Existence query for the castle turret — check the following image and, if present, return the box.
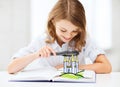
[63,51,79,74]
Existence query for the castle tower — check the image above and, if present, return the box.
[63,52,79,74]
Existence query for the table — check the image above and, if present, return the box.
[0,71,120,87]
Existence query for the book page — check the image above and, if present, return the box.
[53,70,96,83]
[9,68,96,83]
[9,67,62,81]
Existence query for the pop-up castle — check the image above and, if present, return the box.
[63,51,79,74]
[54,51,79,74]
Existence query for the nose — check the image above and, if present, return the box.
[65,32,72,38]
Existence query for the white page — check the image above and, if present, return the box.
[53,70,96,83]
[9,68,96,83]
[9,67,62,81]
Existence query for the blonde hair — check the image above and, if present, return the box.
[46,0,86,52]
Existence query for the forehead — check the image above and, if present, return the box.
[55,19,78,30]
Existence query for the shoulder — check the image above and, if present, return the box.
[34,33,47,41]
[31,33,48,44]
[28,33,48,49]
[83,35,105,62]
[84,35,104,53]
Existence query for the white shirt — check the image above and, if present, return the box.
[11,34,105,70]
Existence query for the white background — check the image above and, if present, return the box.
[0,0,120,71]
[31,0,112,50]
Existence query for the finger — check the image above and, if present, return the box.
[40,47,46,57]
[47,46,56,56]
[42,47,49,57]
[41,46,51,57]
[45,47,51,57]
[39,49,43,57]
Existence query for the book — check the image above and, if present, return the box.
[8,67,96,83]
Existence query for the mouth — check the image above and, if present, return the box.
[63,36,72,41]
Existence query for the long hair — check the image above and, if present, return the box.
[46,0,86,52]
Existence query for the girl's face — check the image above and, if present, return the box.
[55,19,79,45]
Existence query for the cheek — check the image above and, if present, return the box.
[73,33,78,37]
[56,30,62,36]
[71,33,78,38]
[56,29,65,34]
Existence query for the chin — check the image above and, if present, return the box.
[63,39,71,43]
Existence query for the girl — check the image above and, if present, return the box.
[8,0,112,74]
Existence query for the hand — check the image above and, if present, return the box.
[38,45,56,58]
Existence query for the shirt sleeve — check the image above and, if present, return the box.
[84,37,106,63]
[11,36,46,59]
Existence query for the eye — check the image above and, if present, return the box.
[72,30,78,33]
[60,29,66,32]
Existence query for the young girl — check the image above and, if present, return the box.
[8,0,112,74]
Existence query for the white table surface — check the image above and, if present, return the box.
[0,71,120,87]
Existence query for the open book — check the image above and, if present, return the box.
[8,67,96,83]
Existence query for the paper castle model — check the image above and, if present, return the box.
[63,54,79,74]
[53,51,79,74]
